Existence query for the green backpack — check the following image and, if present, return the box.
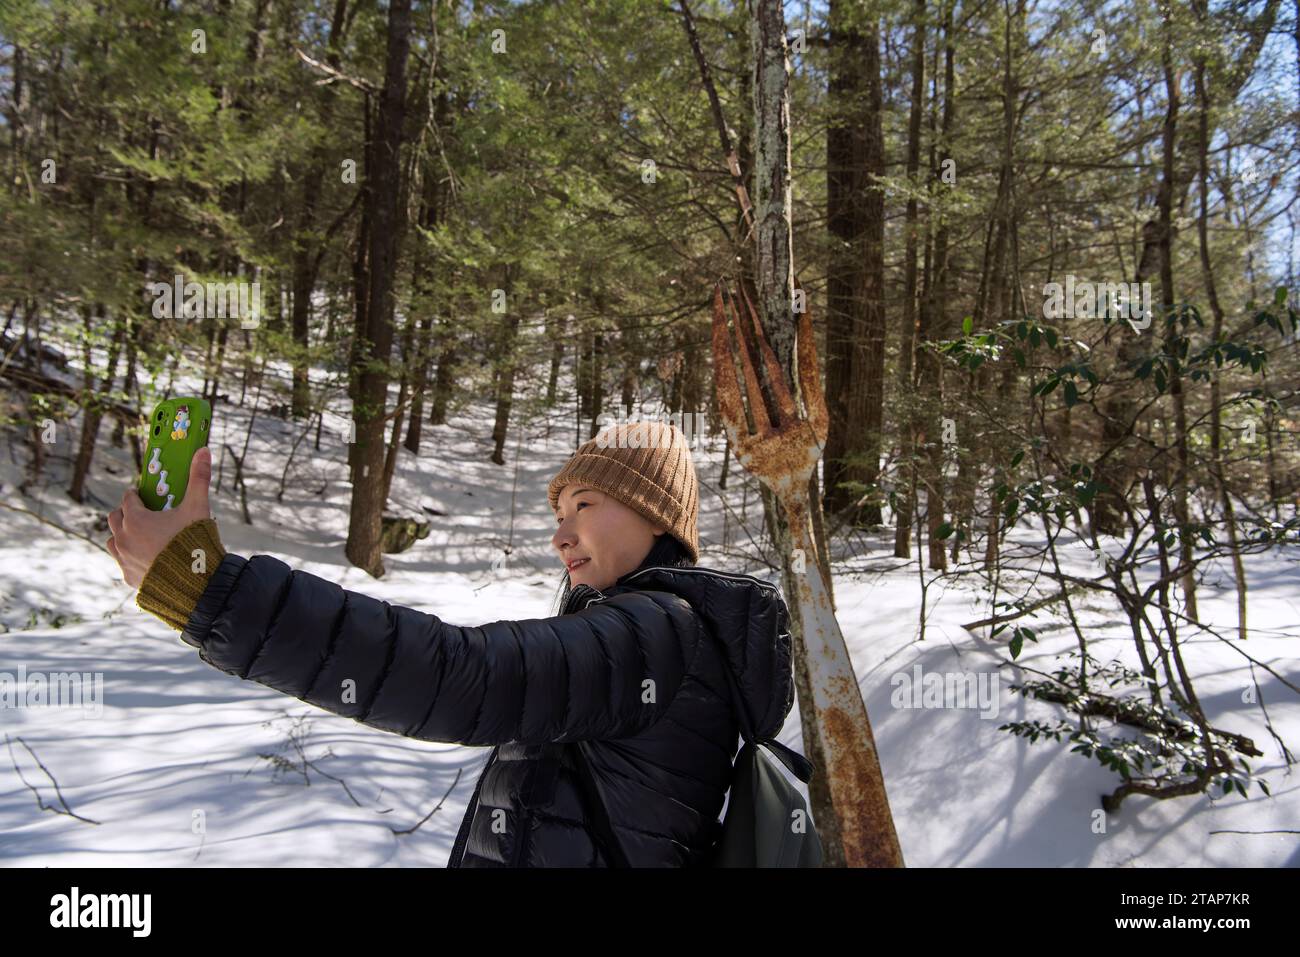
[705,735,824,867]
[570,625,823,867]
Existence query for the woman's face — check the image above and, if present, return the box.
[552,484,665,592]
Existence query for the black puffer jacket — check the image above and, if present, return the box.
[179,554,795,867]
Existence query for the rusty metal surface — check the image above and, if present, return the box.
[712,277,905,868]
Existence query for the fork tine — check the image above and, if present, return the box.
[796,298,829,446]
[793,276,828,446]
[727,280,773,436]
[736,277,796,427]
[711,282,752,453]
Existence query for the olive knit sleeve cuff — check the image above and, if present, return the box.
[135,518,228,632]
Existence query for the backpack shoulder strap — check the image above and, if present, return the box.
[758,736,814,783]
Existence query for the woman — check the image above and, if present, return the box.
[107,419,795,867]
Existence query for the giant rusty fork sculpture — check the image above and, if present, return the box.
[711,276,905,868]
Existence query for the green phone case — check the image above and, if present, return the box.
[138,397,212,511]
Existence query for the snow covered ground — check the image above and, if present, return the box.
[2,351,1297,867]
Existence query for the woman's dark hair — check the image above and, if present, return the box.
[634,532,696,573]
[550,533,695,616]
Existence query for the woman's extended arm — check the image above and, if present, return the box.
[136,520,705,748]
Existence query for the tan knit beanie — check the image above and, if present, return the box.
[548,420,700,563]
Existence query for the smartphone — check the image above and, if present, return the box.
[138,397,212,511]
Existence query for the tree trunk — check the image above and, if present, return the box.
[291,0,354,419]
[920,0,955,572]
[823,0,885,528]
[1157,15,1198,621]
[404,73,451,453]
[491,309,523,466]
[382,313,417,503]
[980,0,1025,571]
[403,317,429,453]
[547,312,567,406]
[429,326,456,425]
[893,0,926,558]
[345,0,413,578]
[1193,0,1245,641]
[68,306,124,503]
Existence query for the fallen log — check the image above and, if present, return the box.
[0,363,140,427]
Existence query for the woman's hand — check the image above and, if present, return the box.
[107,446,214,588]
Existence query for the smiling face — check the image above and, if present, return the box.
[552,484,666,591]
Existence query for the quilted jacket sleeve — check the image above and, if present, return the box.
[180,552,706,747]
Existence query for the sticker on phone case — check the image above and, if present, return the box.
[171,405,191,441]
